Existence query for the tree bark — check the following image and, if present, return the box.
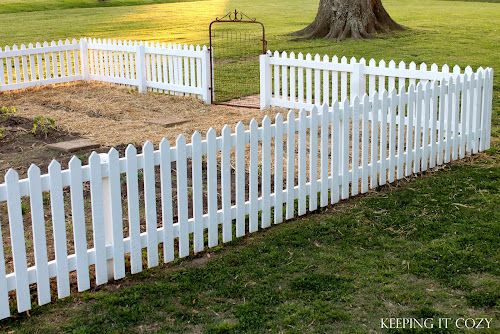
[293,0,403,40]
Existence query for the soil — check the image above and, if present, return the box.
[0,114,83,181]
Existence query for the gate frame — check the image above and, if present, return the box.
[209,9,267,107]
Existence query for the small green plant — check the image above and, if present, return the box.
[0,127,5,140]
[32,115,56,138]
[21,201,30,216]
[0,106,16,120]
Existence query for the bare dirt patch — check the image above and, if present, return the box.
[0,81,286,178]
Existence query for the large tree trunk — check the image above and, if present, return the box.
[293,0,403,40]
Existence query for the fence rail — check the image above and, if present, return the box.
[0,65,493,318]
[0,38,211,103]
[260,51,489,111]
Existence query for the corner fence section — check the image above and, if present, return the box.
[0,38,211,103]
[0,68,493,318]
[259,51,491,112]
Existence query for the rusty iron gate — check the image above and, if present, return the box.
[209,10,267,108]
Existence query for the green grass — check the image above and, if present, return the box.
[0,0,499,332]
[1,152,498,333]
[0,0,204,14]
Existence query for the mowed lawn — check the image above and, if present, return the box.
[0,0,499,332]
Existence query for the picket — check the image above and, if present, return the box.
[460,77,468,159]
[396,90,405,177]
[0,53,5,87]
[479,70,490,151]
[282,52,288,103]
[309,106,319,210]
[160,139,175,262]
[438,81,446,165]
[320,103,330,205]
[341,100,350,199]
[414,84,423,172]
[406,87,415,175]
[361,96,370,193]
[89,153,108,283]
[249,120,259,232]
[235,122,247,234]
[351,98,360,196]
[430,82,439,168]
[388,90,398,182]
[466,73,475,154]
[12,45,21,83]
[27,165,51,305]
[298,53,304,105]
[48,161,70,297]
[472,71,481,154]
[125,145,142,274]
[192,132,204,252]
[207,128,219,247]
[285,111,296,219]
[5,46,13,84]
[422,83,431,171]
[378,60,386,93]
[5,170,31,312]
[323,56,330,105]
[304,54,312,105]
[332,56,339,103]
[143,142,159,268]
[379,92,388,185]
[273,51,280,100]
[314,54,321,105]
[176,136,189,257]
[298,109,307,215]
[69,157,90,291]
[274,114,284,224]
[262,117,272,228]
[107,148,125,279]
[331,101,341,202]
[290,52,296,105]
[370,93,379,188]
[221,126,233,242]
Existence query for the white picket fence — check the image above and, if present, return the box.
[0,63,493,318]
[260,51,490,111]
[0,38,211,103]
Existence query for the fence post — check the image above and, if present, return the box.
[351,60,366,101]
[260,53,271,110]
[486,69,493,150]
[99,153,114,281]
[201,47,212,104]
[79,38,89,80]
[136,44,147,93]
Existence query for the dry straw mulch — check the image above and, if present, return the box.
[0,81,286,148]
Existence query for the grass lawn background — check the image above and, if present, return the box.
[0,0,499,332]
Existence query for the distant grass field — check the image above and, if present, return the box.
[0,0,202,14]
[0,0,499,332]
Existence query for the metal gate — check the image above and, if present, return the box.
[209,10,267,108]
